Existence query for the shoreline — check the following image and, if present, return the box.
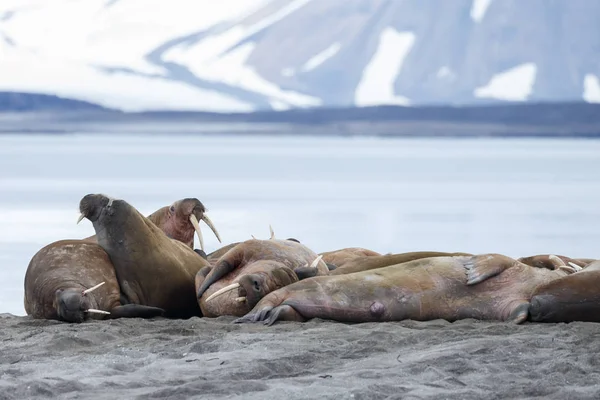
[2,314,600,399]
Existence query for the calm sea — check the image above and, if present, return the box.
[2,133,599,315]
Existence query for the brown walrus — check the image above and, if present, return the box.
[517,254,595,271]
[79,194,218,319]
[234,253,573,326]
[196,238,329,317]
[529,260,600,323]
[319,247,382,271]
[327,251,472,275]
[24,197,220,322]
[204,226,302,265]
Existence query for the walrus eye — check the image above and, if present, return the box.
[253,280,260,292]
[169,205,175,213]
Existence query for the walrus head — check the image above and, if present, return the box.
[203,255,323,312]
[201,261,300,314]
[54,282,110,323]
[78,194,113,224]
[161,198,221,251]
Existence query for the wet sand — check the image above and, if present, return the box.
[1,314,600,399]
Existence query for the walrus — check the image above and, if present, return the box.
[319,247,382,271]
[196,238,329,317]
[24,197,220,322]
[327,251,473,275]
[203,225,296,264]
[529,260,600,323]
[518,254,595,270]
[79,194,218,319]
[234,253,575,326]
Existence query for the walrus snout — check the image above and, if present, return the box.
[168,197,221,251]
[54,282,111,323]
[78,194,116,223]
[239,268,299,309]
[55,289,91,323]
[528,295,554,322]
[237,274,267,309]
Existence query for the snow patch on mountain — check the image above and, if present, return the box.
[583,74,600,103]
[355,28,415,107]
[0,46,253,112]
[437,66,456,81]
[163,0,321,108]
[0,0,267,111]
[474,63,537,101]
[0,0,266,76]
[166,40,321,108]
[470,0,493,23]
[302,43,341,72]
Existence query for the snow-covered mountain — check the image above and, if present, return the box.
[1,0,599,112]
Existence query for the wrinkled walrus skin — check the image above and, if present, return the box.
[196,238,329,317]
[327,251,472,275]
[319,247,381,270]
[80,194,216,319]
[529,261,600,323]
[24,198,215,322]
[234,254,571,326]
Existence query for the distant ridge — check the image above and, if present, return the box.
[0,92,110,112]
[1,91,599,138]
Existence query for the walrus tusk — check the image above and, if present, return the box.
[235,297,246,303]
[77,213,85,224]
[85,309,110,315]
[558,265,578,274]
[205,282,240,302]
[548,254,566,267]
[82,281,106,295]
[309,255,324,269]
[568,262,583,271]
[269,224,275,240]
[201,214,222,243]
[189,214,205,252]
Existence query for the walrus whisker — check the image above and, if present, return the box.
[205,282,240,302]
[568,262,583,271]
[76,213,85,224]
[85,309,110,315]
[235,297,246,303]
[309,255,324,269]
[82,281,106,295]
[269,224,275,240]
[201,215,222,243]
[189,214,205,252]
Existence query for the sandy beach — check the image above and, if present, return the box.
[1,314,599,399]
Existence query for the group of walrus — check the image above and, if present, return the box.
[23,194,600,327]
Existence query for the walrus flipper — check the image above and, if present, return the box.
[197,260,236,298]
[462,254,513,286]
[110,304,165,319]
[262,305,306,325]
[233,305,305,325]
[233,306,274,324]
[506,302,529,324]
[293,265,320,280]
